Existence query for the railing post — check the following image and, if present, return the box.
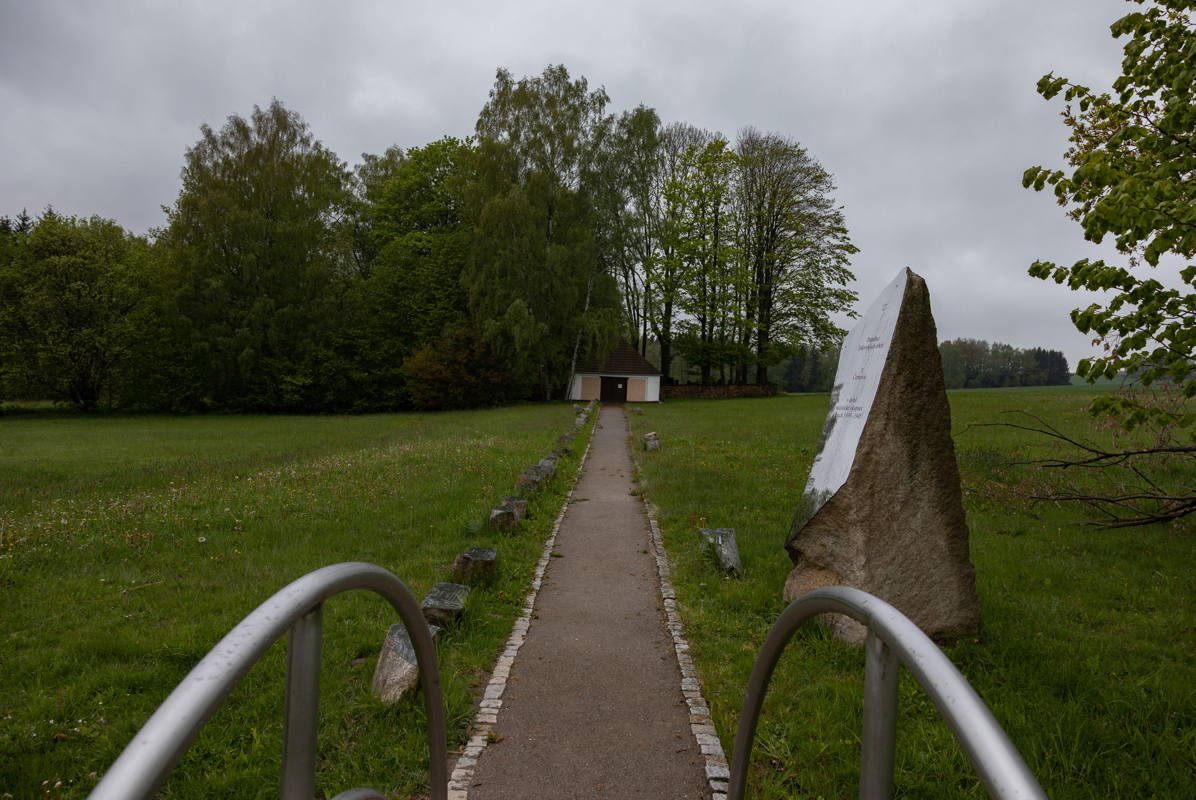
[281,603,323,800]
[860,629,899,800]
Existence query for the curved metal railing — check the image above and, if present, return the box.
[727,586,1047,800]
[88,562,448,800]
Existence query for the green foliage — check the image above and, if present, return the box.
[348,144,406,274]
[633,125,858,385]
[347,138,475,409]
[735,128,858,382]
[159,99,355,411]
[1025,0,1196,428]
[639,122,711,380]
[467,65,622,398]
[0,211,152,410]
[669,137,745,382]
[939,339,1071,389]
[596,105,662,354]
[400,326,514,410]
[769,345,841,392]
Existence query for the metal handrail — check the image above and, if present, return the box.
[88,562,448,800]
[727,586,1047,800]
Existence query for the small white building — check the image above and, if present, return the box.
[569,339,662,403]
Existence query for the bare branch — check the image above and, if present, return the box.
[966,410,1195,528]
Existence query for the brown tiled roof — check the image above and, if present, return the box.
[576,339,660,375]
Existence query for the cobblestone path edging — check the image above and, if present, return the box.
[446,419,728,799]
[446,436,593,800]
[644,501,732,799]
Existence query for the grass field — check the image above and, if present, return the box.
[1,405,588,799]
[3,391,1191,799]
[628,389,1195,799]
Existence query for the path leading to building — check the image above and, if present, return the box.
[461,405,711,799]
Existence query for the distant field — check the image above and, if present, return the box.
[0,405,585,799]
[629,389,1195,800]
[1068,373,1123,388]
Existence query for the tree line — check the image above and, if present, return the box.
[765,339,1070,394]
[938,339,1070,389]
[0,65,860,412]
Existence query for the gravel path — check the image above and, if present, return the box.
[456,405,712,799]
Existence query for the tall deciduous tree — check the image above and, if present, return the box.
[160,99,354,411]
[1025,0,1195,429]
[369,137,472,347]
[0,211,151,410]
[733,128,857,384]
[349,144,406,277]
[594,105,661,355]
[647,122,711,381]
[359,137,475,408]
[468,65,620,399]
[671,137,743,383]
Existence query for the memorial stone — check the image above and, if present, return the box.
[502,496,529,521]
[516,470,542,494]
[421,582,470,626]
[451,546,498,585]
[372,622,439,705]
[784,268,980,642]
[489,504,518,531]
[698,528,742,577]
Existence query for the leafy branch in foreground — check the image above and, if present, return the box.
[975,395,1195,526]
[1024,0,1196,431]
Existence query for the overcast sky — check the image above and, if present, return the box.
[1,0,1149,370]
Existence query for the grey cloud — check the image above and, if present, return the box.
[0,0,1144,369]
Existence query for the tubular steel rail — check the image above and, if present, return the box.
[88,565,1044,800]
[727,586,1047,800]
[87,562,448,800]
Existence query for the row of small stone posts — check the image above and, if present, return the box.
[640,428,742,579]
[372,400,596,704]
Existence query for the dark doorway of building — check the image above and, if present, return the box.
[601,376,628,403]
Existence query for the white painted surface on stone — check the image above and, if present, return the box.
[803,269,907,509]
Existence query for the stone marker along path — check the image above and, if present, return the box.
[458,405,714,799]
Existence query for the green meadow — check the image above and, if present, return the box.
[628,389,1195,799]
[1,405,587,799]
[3,390,1192,799]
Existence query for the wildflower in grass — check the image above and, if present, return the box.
[197,537,206,543]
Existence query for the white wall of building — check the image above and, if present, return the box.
[641,374,661,402]
[569,373,660,402]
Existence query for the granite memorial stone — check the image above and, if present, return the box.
[698,528,742,577]
[502,496,529,521]
[516,470,542,494]
[372,622,439,705]
[421,582,470,626]
[784,268,980,642]
[451,546,498,585]
[489,503,519,531]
